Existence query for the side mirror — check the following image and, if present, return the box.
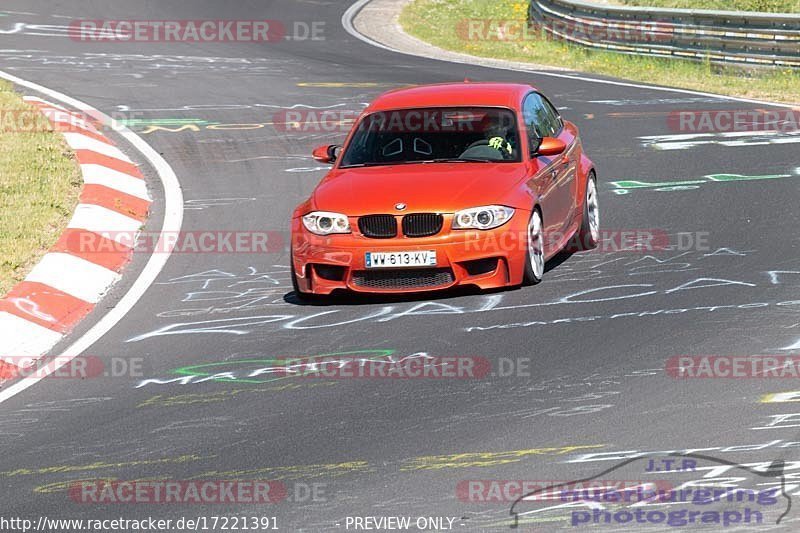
[536,137,566,157]
[312,144,341,164]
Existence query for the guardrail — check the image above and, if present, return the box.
[529,0,800,68]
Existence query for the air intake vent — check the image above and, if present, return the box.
[358,214,397,238]
[352,268,454,290]
[402,213,443,237]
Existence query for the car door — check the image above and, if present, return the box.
[541,94,578,238]
[522,92,571,252]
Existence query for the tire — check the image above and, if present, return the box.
[575,173,600,250]
[522,208,545,285]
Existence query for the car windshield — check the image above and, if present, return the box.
[339,107,521,167]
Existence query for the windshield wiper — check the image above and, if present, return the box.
[418,158,495,164]
[339,162,400,168]
[342,158,496,167]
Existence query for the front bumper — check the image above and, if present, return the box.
[291,211,531,295]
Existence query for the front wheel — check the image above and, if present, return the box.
[522,209,545,285]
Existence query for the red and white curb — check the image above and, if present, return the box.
[0,97,151,379]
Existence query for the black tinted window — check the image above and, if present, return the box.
[523,93,559,139]
[541,96,562,134]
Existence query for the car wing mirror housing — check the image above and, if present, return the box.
[312,144,341,164]
[536,137,566,157]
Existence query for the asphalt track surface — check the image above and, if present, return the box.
[1,1,800,531]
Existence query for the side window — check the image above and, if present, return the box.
[522,93,557,154]
[522,93,547,154]
[541,95,563,135]
[523,93,545,137]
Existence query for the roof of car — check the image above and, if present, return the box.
[365,82,536,112]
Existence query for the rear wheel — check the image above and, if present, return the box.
[575,173,599,250]
[522,209,544,285]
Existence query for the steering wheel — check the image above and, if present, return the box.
[460,138,514,160]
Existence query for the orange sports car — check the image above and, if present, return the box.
[290,82,598,297]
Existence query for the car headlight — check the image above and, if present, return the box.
[452,205,515,230]
[302,211,351,235]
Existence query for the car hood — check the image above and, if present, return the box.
[311,163,528,216]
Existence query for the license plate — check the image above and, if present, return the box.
[365,251,436,268]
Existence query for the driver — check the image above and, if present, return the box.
[460,115,515,159]
[487,127,513,155]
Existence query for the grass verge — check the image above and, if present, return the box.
[0,81,81,296]
[618,0,799,13]
[400,0,800,104]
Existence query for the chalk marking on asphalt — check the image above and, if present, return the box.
[0,70,184,404]
[296,82,387,87]
[34,478,121,494]
[34,476,170,494]
[14,446,609,490]
[399,445,604,471]
[762,392,800,403]
[342,0,799,109]
[136,381,339,408]
[188,461,373,481]
[0,454,211,478]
